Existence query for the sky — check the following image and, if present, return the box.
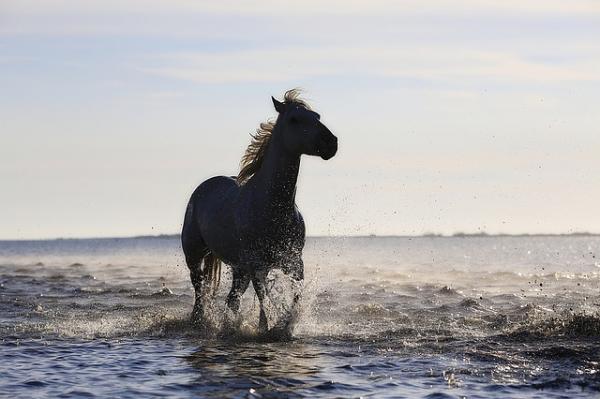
[1,0,599,239]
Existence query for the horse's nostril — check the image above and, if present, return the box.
[327,136,338,149]
[321,132,337,145]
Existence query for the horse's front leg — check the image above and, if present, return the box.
[288,258,304,330]
[252,269,269,333]
[273,257,304,336]
[289,258,304,307]
[226,267,251,312]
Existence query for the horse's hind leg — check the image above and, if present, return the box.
[252,270,269,333]
[182,236,208,324]
[188,260,206,324]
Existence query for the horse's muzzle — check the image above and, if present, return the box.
[318,130,338,160]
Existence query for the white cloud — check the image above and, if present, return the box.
[2,0,599,36]
[4,0,600,16]
[140,46,600,84]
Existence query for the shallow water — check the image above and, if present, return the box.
[1,236,600,398]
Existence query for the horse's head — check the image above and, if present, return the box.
[272,96,338,160]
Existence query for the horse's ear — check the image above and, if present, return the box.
[272,96,286,113]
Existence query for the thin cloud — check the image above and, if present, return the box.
[140,46,600,85]
[2,0,600,36]
[5,0,600,16]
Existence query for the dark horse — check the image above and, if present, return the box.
[182,90,338,334]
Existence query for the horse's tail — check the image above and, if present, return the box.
[202,252,222,294]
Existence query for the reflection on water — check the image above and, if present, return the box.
[185,343,323,397]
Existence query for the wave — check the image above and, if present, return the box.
[509,313,600,338]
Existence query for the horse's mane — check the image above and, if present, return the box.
[237,89,311,185]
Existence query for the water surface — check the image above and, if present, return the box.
[1,236,599,398]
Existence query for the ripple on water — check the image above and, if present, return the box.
[2,236,600,398]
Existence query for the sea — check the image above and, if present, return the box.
[1,235,599,398]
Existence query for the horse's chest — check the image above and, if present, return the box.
[235,204,304,266]
[239,226,302,266]
[247,232,298,255]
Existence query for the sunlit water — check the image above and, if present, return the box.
[1,236,600,398]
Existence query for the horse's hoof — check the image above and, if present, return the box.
[258,313,269,334]
[190,310,203,325]
[190,316,208,332]
[258,323,268,335]
[267,325,293,341]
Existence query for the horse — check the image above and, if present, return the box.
[181,89,338,335]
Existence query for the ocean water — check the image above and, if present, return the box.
[1,235,600,398]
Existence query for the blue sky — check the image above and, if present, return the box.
[1,1,599,239]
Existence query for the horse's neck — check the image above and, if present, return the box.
[252,135,300,212]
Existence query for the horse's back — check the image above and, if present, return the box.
[182,175,240,264]
[184,176,238,228]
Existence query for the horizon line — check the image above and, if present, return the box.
[1,231,599,242]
